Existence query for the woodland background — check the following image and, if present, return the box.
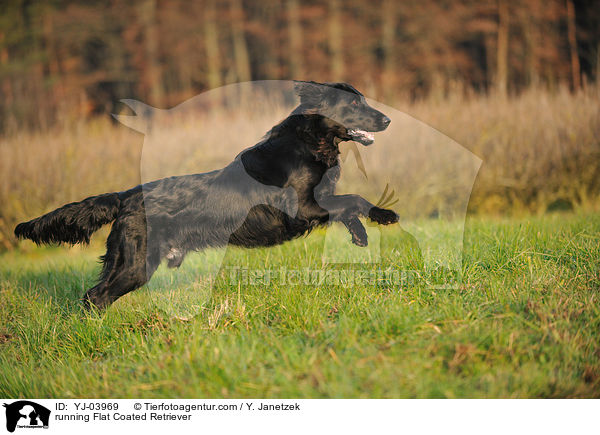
[0,0,599,248]
[1,0,599,127]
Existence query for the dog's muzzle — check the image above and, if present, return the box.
[348,129,375,145]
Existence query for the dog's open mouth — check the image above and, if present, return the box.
[348,129,375,145]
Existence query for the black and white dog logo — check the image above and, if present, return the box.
[3,401,50,433]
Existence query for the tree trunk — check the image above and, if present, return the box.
[0,31,14,131]
[484,33,495,92]
[520,4,538,88]
[286,0,303,79]
[597,42,600,88]
[258,4,279,79]
[140,0,164,107]
[229,0,251,83]
[328,0,343,80]
[204,0,222,89]
[496,0,509,96]
[381,0,396,92]
[566,0,580,91]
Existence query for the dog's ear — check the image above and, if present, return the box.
[294,80,326,106]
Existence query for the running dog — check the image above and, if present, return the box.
[15,81,397,309]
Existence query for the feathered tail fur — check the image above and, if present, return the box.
[14,193,120,245]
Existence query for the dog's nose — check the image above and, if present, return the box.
[381,116,391,127]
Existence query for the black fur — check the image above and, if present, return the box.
[15,81,397,309]
[14,193,120,245]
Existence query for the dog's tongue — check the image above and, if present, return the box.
[349,129,375,144]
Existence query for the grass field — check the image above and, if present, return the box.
[1,211,599,398]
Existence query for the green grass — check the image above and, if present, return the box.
[1,213,599,398]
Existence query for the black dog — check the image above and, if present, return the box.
[15,81,397,309]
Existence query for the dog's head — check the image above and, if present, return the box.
[293,81,391,145]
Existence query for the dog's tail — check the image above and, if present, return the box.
[14,193,121,245]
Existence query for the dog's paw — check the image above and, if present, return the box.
[346,217,368,247]
[368,207,399,225]
[351,230,368,247]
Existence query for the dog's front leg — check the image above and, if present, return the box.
[343,215,368,247]
[295,200,330,227]
[316,194,398,246]
[317,194,398,224]
[297,199,369,246]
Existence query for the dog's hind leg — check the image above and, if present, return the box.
[84,260,156,310]
[82,214,159,310]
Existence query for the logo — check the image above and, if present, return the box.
[3,401,50,433]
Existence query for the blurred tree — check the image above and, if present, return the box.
[328,0,343,80]
[380,0,396,90]
[496,0,509,96]
[229,0,251,83]
[204,0,222,89]
[566,0,580,90]
[139,0,164,107]
[286,0,303,78]
[0,0,599,131]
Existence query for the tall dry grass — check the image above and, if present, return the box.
[0,85,598,249]
[405,85,600,214]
